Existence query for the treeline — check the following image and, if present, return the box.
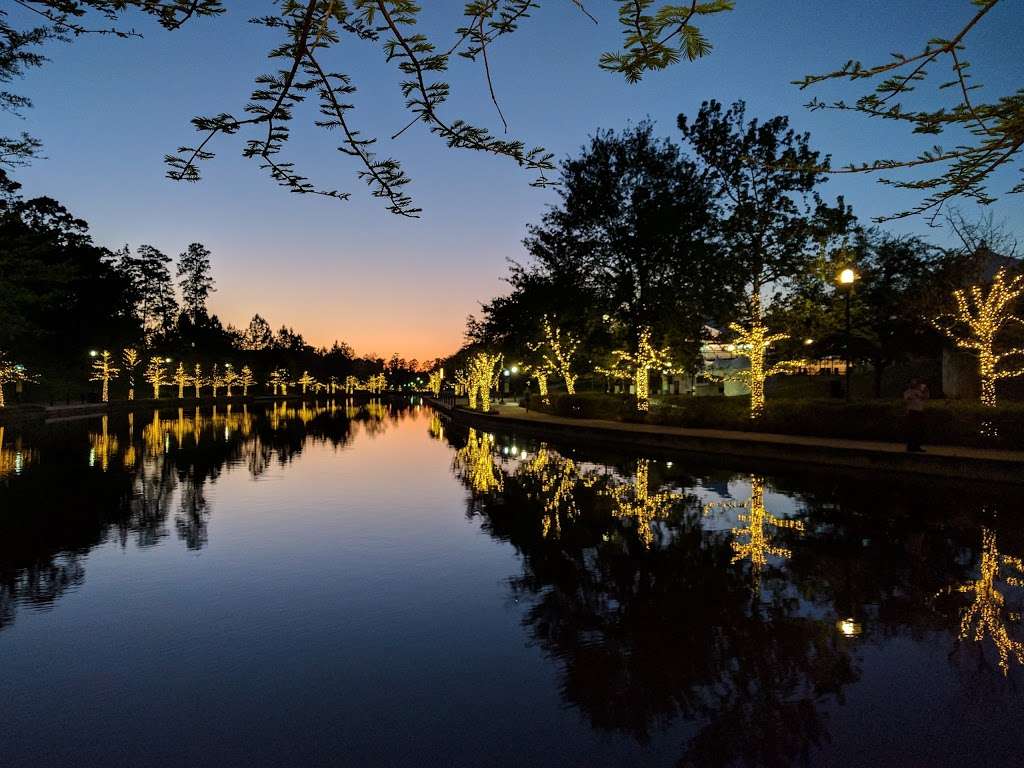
[448,101,1022,401]
[0,171,429,403]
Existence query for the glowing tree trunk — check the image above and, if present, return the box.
[193,364,204,398]
[467,352,502,411]
[145,359,168,399]
[596,327,674,412]
[530,316,580,394]
[210,364,222,397]
[122,348,140,401]
[223,364,237,397]
[174,363,190,398]
[298,371,315,394]
[239,366,256,396]
[934,268,1024,407]
[90,351,120,403]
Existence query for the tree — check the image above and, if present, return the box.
[933,267,1024,407]
[176,242,215,322]
[192,362,205,398]
[596,327,675,411]
[529,317,580,394]
[238,366,256,396]
[297,371,316,394]
[269,368,289,396]
[241,314,274,351]
[89,350,119,403]
[122,348,140,400]
[145,357,168,399]
[209,363,223,397]
[0,352,33,408]
[467,351,502,412]
[173,362,190,398]
[119,244,177,340]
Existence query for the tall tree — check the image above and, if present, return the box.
[119,244,177,341]
[241,313,274,351]
[176,242,215,323]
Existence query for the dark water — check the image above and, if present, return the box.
[1,400,1022,768]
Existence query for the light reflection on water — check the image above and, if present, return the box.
[0,401,1022,767]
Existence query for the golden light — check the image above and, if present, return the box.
[838,267,857,285]
[144,357,168,399]
[596,326,674,411]
[721,321,805,419]
[239,365,256,396]
[604,458,678,547]
[297,370,316,394]
[933,267,1024,407]
[466,351,503,411]
[837,618,862,638]
[88,414,119,471]
[223,363,239,397]
[0,426,36,478]
[529,316,580,395]
[174,362,191,398]
[122,348,140,401]
[0,353,35,409]
[89,350,120,403]
[517,446,582,538]
[193,363,205,398]
[452,427,504,494]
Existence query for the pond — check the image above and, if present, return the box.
[0,400,1022,767]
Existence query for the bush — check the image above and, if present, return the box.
[530,392,1024,449]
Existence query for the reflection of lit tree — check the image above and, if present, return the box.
[952,527,1024,675]
[145,358,168,399]
[596,327,674,412]
[704,476,805,591]
[603,458,678,547]
[428,413,445,441]
[932,267,1024,407]
[452,428,503,494]
[0,426,35,478]
[518,447,583,538]
[89,350,119,403]
[122,348,140,400]
[88,415,119,472]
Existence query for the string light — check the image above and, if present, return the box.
[223,363,238,397]
[0,426,36,478]
[0,352,34,409]
[297,370,316,394]
[596,327,674,411]
[951,527,1024,675]
[239,366,256,396]
[704,475,805,592]
[603,458,677,547]
[89,350,120,403]
[174,362,191,398]
[452,428,504,494]
[144,357,168,399]
[428,368,444,396]
[453,369,471,402]
[193,363,204,398]
[529,316,580,394]
[344,375,359,395]
[521,360,552,401]
[466,352,503,411]
[122,348,140,401]
[88,414,119,471]
[518,446,583,538]
[209,364,224,398]
[269,368,289,395]
[721,321,805,419]
[933,267,1024,407]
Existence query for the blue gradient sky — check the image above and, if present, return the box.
[6,1,1023,360]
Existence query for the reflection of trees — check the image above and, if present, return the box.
[603,458,679,548]
[452,428,504,495]
[516,446,586,538]
[0,399,396,631]
[704,476,805,593]
[948,527,1024,676]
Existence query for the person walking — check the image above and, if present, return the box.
[903,379,929,452]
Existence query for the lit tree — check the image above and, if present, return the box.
[145,358,168,399]
[453,369,473,405]
[344,375,359,395]
[452,428,504,495]
[122,348,140,400]
[467,351,503,411]
[932,267,1024,407]
[427,369,444,397]
[951,528,1024,675]
[223,363,238,397]
[529,317,580,394]
[209,363,223,397]
[329,375,339,394]
[0,353,34,409]
[269,368,289,396]
[596,327,675,411]
[722,322,807,419]
[173,362,191,398]
[366,373,387,394]
[239,366,256,396]
[604,458,678,548]
[89,350,120,403]
[297,370,316,394]
[704,475,806,592]
[192,363,205,398]
[521,360,553,401]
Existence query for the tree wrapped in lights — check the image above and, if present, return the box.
[209,364,224,398]
[521,361,553,402]
[122,348,140,400]
[297,371,316,394]
[721,321,807,419]
[269,369,289,396]
[427,369,444,397]
[239,366,256,396]
[344,375,359,395]
[0,354,36,409]
[704,475,805,592]
[467,351,503,412]
[329,376,339,394]
[529,316,580,394]
[368,373,387,394]
[223,363,238,397]
[951,527,1024,676]
[596,327,674,412]
[145,358,168,399]
[174,363,191,398]
[452,428,504,495]
[603,458,678,548]
[932,267,1024,407]
[89,350,120,403]
[192,363,205,398]
[453,369,472,401]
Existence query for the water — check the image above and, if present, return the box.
[0,400,1022,767]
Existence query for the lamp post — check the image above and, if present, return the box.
[837,268,857,400]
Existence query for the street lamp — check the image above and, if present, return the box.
[837,267,858,400]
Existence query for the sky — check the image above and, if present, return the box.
[5,0,1023,361]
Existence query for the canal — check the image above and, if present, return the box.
[0,400,1021,767]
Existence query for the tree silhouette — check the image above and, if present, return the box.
[176,242,215,322]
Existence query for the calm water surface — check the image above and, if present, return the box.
[1,400,1022,767]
